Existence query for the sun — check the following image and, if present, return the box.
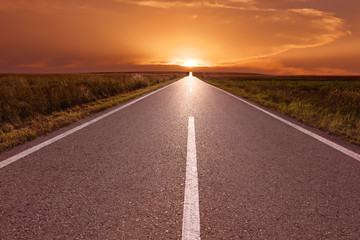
[182,60,198,67]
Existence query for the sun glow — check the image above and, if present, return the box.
[166,58,210,67]
[182,60,198,67]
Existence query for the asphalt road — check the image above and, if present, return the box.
[1,75,360,239]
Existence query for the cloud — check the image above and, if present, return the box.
[227,58,356,75]
[118,0,256,9]
[118,0,350,64]
[127,0,202,8]
[118,0,311,9]
[202,8,350,66]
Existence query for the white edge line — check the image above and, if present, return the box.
[0,80,180,170]
[201,79,360,162]
[182,116,201,240]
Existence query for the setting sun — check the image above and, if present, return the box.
[182,60,198,67]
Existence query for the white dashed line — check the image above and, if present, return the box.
[182,116,201,240]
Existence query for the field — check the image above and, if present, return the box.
[0,72,185,153]
[195,72,360,145]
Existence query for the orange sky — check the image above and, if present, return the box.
[0,0,359,74]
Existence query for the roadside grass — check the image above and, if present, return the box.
[0,73,185,153]
[195,72,360,145]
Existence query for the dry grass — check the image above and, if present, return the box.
[0,72,185,153]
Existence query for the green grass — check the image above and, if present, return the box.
[195,72,360,145]
[0,72,185,153]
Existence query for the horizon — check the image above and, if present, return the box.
[1,70,360,77]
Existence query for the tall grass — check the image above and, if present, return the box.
[195,73,360,145]
[0,73,184,152]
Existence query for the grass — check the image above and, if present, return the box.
[0,72,185,153]
[195,72,360,145]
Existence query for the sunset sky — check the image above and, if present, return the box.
[0,0,359,74]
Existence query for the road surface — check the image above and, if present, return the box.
[1,75,360,239]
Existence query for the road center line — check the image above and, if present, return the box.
[204,80,360,162]
[0,81,179,170]
[182,116,201,240]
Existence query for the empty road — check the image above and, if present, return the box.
[1,75,360,239]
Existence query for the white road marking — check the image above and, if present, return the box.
[203,80,360,162]
[182,116,201,240]
[190,87,192,92]
[0,81,179,170]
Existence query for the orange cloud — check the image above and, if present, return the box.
[229,58,357,75]
[116,0,350,64]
